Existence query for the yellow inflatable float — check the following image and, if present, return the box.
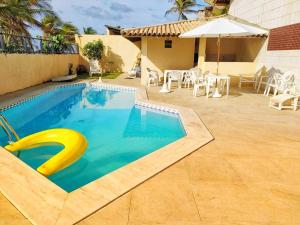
[5,128,88,176]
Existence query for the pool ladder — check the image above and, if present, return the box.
[0,114,20,144]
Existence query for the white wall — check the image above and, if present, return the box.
[229,0,300,29]
[229,0,300,89]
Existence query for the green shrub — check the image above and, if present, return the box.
[82,40,104,60]
[42,34,69,53]
[5,42,28,53]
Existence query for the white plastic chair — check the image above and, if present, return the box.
[239,67,263,89]
[146,68,159,87]
[264,72,282,96]
[256,67,282,94]
[205,74,217,98]
[183,71,195,88]
[193,75,206,97]
[184,68,202,88]
[168,71,182,90]
[127,66,141,78]
[89,59,101,76]
[273,71,296,96]
[269,93,299,111]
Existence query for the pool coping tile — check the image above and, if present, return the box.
[0,81,214,225]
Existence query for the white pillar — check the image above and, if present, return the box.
[141,37,148,85]
[198,37,207,73]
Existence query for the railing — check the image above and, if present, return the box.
[0,114,21,157]
[0,114,20,144]
[0,32,78,54]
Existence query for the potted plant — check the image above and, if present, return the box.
[82,40,104,82]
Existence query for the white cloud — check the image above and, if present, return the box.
[48,0,205,34]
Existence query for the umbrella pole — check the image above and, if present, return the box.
[217,35,220,75]
[213,35,222,98]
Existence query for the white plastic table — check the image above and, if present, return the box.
[160,70,190,93]
[206,74,230,97]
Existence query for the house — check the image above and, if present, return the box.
[121,15,267,85]
[76,1,299,87]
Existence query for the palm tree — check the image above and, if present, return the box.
[165,0,202,20]
[0,0,54,36]
[83,27,97,35]
[41,14,62,37]
[41,15,78,42]
[60,22,78,42]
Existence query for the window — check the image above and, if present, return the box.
[165,40,172,48]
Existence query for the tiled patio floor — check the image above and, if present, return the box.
[1,75,300,225]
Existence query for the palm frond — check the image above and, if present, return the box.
[165,7,178,16]
[165,0,202,20]
[0,0,55,36]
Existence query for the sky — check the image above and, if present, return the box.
[50,0,208,34]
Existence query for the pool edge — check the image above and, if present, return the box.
[0,82,214,225]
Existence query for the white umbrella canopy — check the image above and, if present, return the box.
[180,17,268,97]
[180,18,268,74]
[180,18,268,38]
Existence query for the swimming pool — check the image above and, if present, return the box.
[0,84,186,192]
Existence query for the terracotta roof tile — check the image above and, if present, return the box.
[121,19,206,37]
[121,15,268,37]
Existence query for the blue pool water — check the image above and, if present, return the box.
[0,84,185,192]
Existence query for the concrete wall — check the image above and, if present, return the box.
[141,36,195,84]
[229,0,300,88]
[76,35,141,73]
[0,54,79,95]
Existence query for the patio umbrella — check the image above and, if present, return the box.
[180,18,268,75]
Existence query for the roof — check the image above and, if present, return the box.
[105,25,122,31]
[121,20,206,37]
[121,15,268,38]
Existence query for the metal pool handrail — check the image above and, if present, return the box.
[0,114,20,143]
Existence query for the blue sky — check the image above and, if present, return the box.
[50,0,207,34]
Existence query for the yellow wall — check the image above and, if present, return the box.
[204,62,256,74]
[200,37,263,84]
[76,35,141,73]
[239,38,266,62]
[0,54,79,95]
[204,62,257,85]
[206,38,264,62]
[141,36,260,85]
[206,38,240,61]
[141,36,195,84]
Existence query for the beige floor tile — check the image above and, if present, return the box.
[128,171,201,225]
[224,154,300,185]
[78,193,131,225]
[0,194,31,225]
[192,182,300,225]
[184,154,243,185]
[129,222,201,225]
